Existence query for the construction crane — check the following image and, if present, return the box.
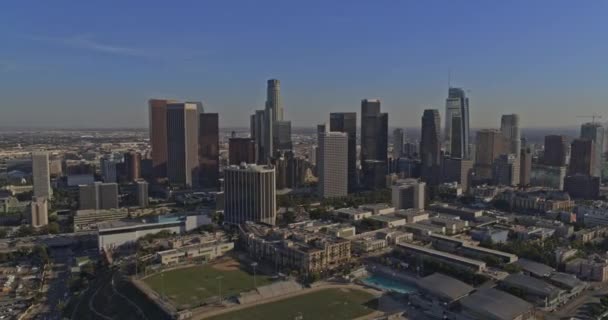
[577,113,603,123]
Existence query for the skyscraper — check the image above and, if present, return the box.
[361,99,388,188]
[501,114,521,156]
[166,102,199,187]
[544,135,568,166]
[475,129,505,179]
[79,182,119,210]
[520,147,532,186]
[251,110,271,163]
[229,137,256,165]
[100,155,118,183]
[224,164,276,226]
[318,131,348,198]
[149,99,175,179]
[581,122,604,177]
[492,154,520,186]
[124,151,141,181]
[32,151,51,199]
[273,120,293,151]
[329,112,357,192]
[30,196,48,228]
[393,128,405,159]
[266,79,283,122]
[569,138,595,176]
[392,179,425,210]
[198,112,219,189]
[420,109,441,185]
[136,180,149,208]
[445,88,470,159]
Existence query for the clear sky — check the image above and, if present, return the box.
[1,1,607,129]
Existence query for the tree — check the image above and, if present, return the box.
[47,222,60,234]
[31,245,49,266]
[283,211,297,224]
[0,228,7,239]
[15,225,35,237]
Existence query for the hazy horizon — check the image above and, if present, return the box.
[2,1,608,128]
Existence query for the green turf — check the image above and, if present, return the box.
[207,288,378,320]
[143,264,272,308]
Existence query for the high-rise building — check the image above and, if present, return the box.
[224,164,276,226]
[330,112,357,192]
[564,174,600,199]
[32,151,51,199]
[124,151,141,181]
[318,131,348,198]
[569,138,595,176]
[445,88,470,159]
[520,147,532,186]
[544,135,568,167]
[475,129,505,179]
[393,128,405,159]
[392,179,425,210]
[500,114,521,156]
[30,196,48,228]
[420,109,441,185]
[492,154,520,186]
[198,113,219,189]
[361,99,388,188]
[166,102,199,187]
[149,99,175,179]
[79,182,119,210]
[229,137,256,165]
[442,157,474,191]
[266,79,283,122]
[136,180,149,208]
[251,110,270,163]
[581,122,604,177]
[273,120,292,151]
[100,156,118,183]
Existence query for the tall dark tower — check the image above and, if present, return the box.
[198,113,219,189]
[420,109,441,185]
[446,88,470,159]
[360,99,388,189]
[330,112,357,192]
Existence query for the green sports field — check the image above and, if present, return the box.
[143,264,272,309]
[207,288,378,320]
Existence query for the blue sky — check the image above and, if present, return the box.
[1,1,607,128]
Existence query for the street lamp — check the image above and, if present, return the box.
[216,276,223,305]
[251,262,258,288]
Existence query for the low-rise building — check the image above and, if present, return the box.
[555,247,578,265]
[459,288,534,320]
[73,208,129,231]
[239,222,351,273]
[367,214,406,228]
[565,256,608,282]
[359,204,395,215]
[429,215,469,235]
[396,242,487,273]
[158,241,234,265]
[430,234,517,265]
[416,273,474,304]
[428,203,483,221]
[496,189,574,214]
[394,209,429,223]
[97,214,212,251]
[334,208,372,221]
[500,273,565,308]
[470,227,509,244]
[573,226,608,243]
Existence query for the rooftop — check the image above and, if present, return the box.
[416,273,474,302]
[515,258,555,277]
[502,273,562,298]
[460,288,533,320]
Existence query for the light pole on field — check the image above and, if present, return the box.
[251,262,258,288]
[216,276,223,305]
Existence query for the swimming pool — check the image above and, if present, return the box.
[361,274,417,294]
